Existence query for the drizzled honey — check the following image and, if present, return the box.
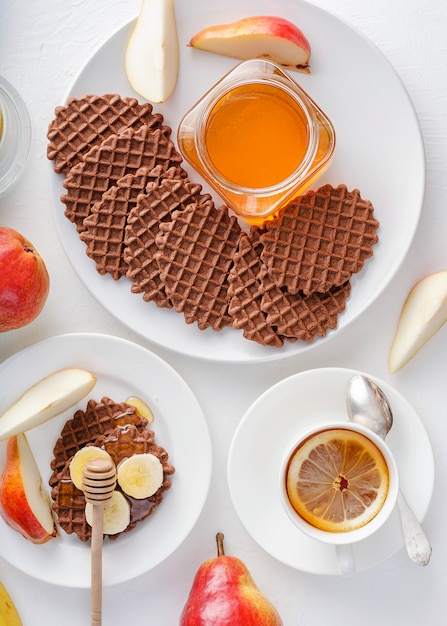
[177,59,335,224]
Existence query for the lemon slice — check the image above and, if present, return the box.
[286,428,389,533]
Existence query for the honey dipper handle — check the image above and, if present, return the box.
[91,503,105,626]
[82,458,117,626]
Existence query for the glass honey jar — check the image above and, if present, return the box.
[177,59,335,224]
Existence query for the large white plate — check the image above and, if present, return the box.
[228,368,434,575]
[49,0,425,363]
[0,333,212,588]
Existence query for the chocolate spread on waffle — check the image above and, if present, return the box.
[50,397,174,541]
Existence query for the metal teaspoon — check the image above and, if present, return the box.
[346,374,432,567]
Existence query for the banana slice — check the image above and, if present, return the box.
[117,453,163,499]
[85,490,130,535]
[69,446,113,491]
[126,396,154,424]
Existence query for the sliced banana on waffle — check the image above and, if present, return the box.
[117,453,164,499]
[85,490,131,535]
[69,446,113,491]
[125,395,154,424]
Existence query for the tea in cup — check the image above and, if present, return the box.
[279,422,399,575]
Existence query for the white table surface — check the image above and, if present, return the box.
[1,0,446,624]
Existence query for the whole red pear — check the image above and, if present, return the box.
[180,533,283,626]
[0,226,49,331]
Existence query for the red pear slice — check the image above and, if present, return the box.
[189,16,311,72]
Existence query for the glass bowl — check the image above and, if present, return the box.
[0,76,31,198]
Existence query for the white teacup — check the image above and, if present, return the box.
[279,421,399,575]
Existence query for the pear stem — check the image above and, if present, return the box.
[216,532,225,557]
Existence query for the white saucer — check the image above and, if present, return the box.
[228,368,434,575]
[0,333,212,587]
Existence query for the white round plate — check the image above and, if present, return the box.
[49,0,424,363]
[228,368,434,575]
[0,333,212,588]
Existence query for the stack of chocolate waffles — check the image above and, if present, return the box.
[47,94,379,348]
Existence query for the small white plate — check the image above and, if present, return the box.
[49,0,425,363]
[0,333,212,588]
[228,368,434,575]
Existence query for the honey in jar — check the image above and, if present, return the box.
[177,59,335,224]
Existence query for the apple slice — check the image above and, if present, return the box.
[388,271,447,373]
[0,368,96,441]
[189,16,311,72]
[0,433,57,543]
[125,0,179,103]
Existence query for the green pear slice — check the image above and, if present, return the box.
[124,0,179,103]
[0,368,96,440]
[388,270,447,373]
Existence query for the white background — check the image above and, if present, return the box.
[1,0,447,624]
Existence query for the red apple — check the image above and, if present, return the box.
[0,433,57,543]
[189,16,311,72]
[0,226,50,332]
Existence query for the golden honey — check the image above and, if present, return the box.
[205,82,309,188]
[177,59,335,224]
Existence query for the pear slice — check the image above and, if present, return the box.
[125,0,179,104]
[189,15,311,72]
[388,271,447,373]
[0,368,96,440]
[0,433,57,544]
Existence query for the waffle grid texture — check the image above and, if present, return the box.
[47,94,379,348]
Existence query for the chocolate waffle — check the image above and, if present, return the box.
[260,271,352,341]
[51,424,175,542]
[80,165,185,280]
[61,125,183,232]
[46,92,380,349]
[124,177,213,307]
[49,397,146,488]
[228,230,283,347]
[260,185,379,295]
[155,203,242,330]
[47,94,166,174]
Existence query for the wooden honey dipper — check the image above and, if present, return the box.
[82,457,117,626]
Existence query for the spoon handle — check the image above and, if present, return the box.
[397,489,432,566]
